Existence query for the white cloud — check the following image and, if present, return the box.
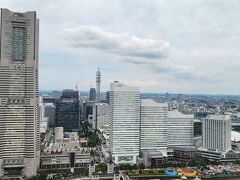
[62,26,203,80]
[62,26,169,60]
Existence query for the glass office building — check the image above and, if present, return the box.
[56,90,80,131]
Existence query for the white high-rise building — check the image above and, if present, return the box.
[203,114,231,152]
[140,99,169,167]
[140,99,168,151]
[96,67,101,102]
[109,81,140,164]
[0,9,39,178]
[167,111,194,148]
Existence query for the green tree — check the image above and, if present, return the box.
[126,163,131,170]
[114,165,120,174]
[139,163,145,170]
[132,164,138,170]
[87,133,99,147]
[27,174,47,180]
[188,159,197,167]
[96,162,107,173]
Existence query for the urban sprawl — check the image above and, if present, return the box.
[1,8,240,180]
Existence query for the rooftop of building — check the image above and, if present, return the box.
[141,149,168,157]
[232,131,240,142]
[167,110,194,118]
[41,127,91,156]
[110,81,139,92]
[205,114,231,120]
[94,102,109,106]
[172,146,197,151]
[141,99,168,107]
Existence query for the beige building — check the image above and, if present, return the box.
[0,9,40,178]
[41,128,90,170]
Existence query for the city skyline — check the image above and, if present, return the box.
[1,4,240,180]
[2,0,240,94]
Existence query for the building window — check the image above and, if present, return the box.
[11,22,27,61]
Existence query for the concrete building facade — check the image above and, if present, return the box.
[91,103,109,130]
[203,114,231,151]
[0,9,40,178]
[198,114,232,161]
[44,103,56,128]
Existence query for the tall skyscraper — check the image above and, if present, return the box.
[203,114,231,151]
[140,99,168,151]
[109,81,140,164]
[0,9,39,178]
[96,67,101,102]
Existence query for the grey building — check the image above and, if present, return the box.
[194,119,202,136]
[82,101,94,120]
[198,115,232,161]
[203,114,231,151]
[96,68,101,102]
[173,147,197,162]
[0,9,40,178]
[89,87,96,101]
[106,91,110,104]
[52,90,62,99]
[91,103,109,130]
[44,103,56,128]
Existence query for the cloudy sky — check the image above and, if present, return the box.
[2,0,240,94]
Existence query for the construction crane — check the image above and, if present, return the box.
[75,79,83,91]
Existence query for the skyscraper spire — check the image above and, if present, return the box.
[96,67,101,102]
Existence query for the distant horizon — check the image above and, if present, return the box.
[39,89,240,96]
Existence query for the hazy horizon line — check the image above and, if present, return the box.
[40,89,240,96]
